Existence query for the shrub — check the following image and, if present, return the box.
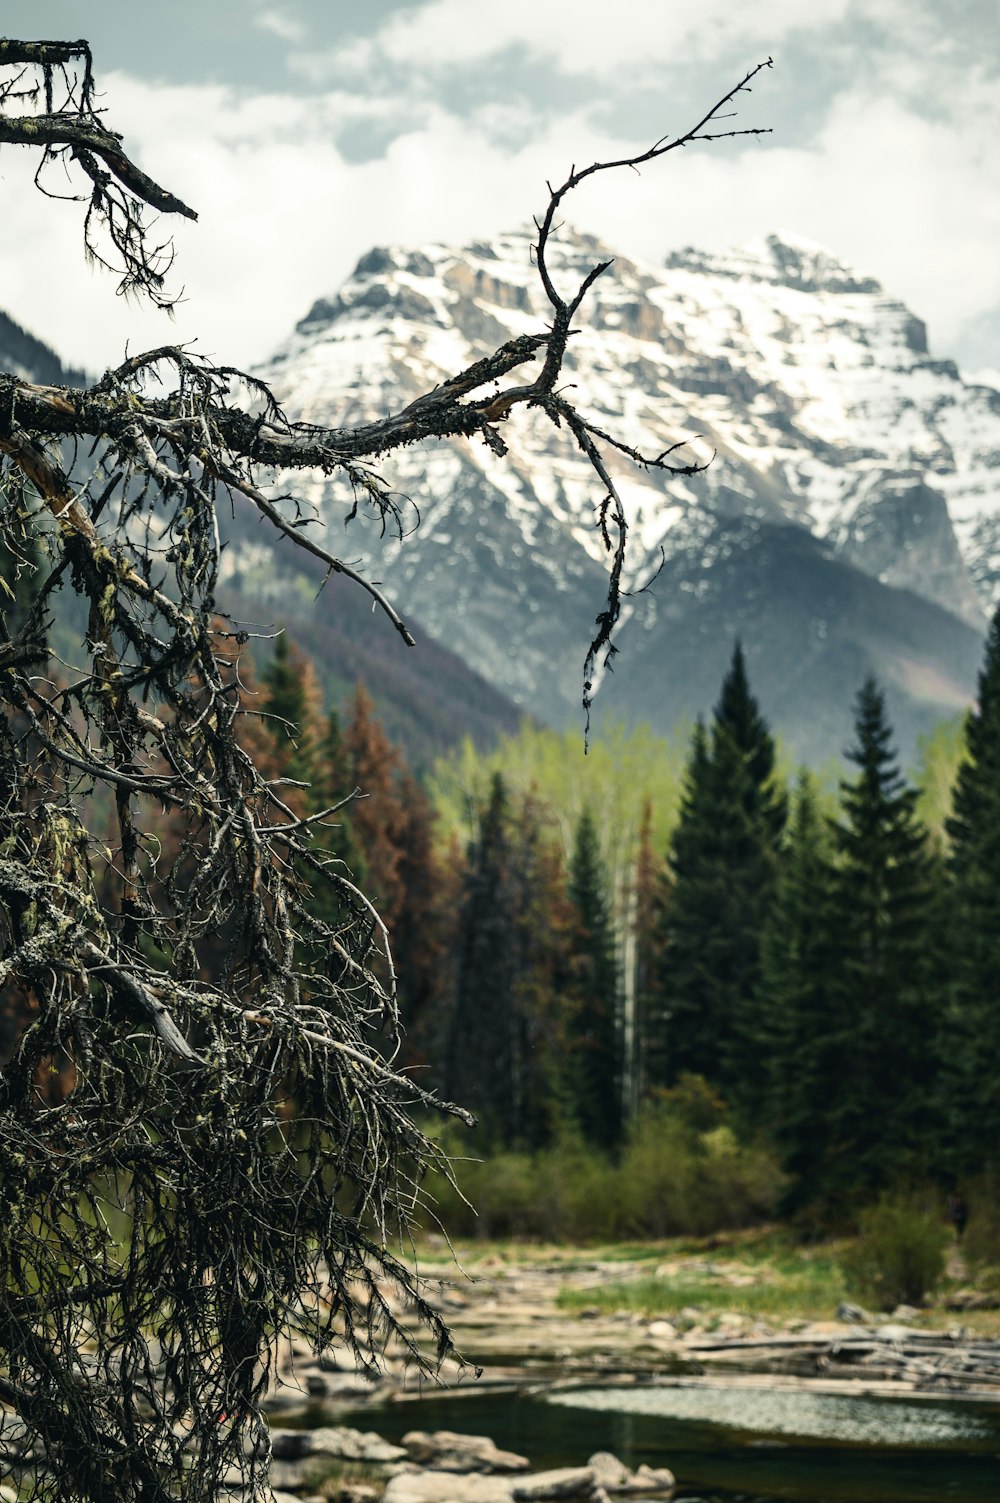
[841,1192,949,1308]
[424,1103,783,1243]
[961,1174,1000,1279]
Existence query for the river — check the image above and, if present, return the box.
[342,1379,1000,1503]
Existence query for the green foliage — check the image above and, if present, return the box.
[649,644,786,1105]
[841,1192,949,1309]
[444,775,571,1148]
[428,1102,782,1242]
[262,630,317,786]
[566,807,621,1146]
[615,1104,782,1239]
[758,774,841,1203]
[912,714,967,844]
[962,1175,1000,1279]
[823,678,944,1200]
[558,1247,845,1320]
[946,605,1000,1171]
[430,720,687,901]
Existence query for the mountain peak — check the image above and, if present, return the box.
[666,233,883,297]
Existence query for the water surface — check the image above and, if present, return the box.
[347,1380,1000,1503]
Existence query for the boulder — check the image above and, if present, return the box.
[384,1466,607,1503]
[512,1467,601,1499]
[268,1424,405,1464]
[835,1301,868,1324]
[308,1426,407,1463]
[634,1462,677,1493]
[588,1452,673,1493]
[384,1472,513,1503]
[402,1429,530,1474]
[646,1320,677,1341]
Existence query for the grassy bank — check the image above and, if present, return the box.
[414,1225,1000,1337]
[556,1233,847,1322]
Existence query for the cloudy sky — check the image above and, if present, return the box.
[0,0,997,378]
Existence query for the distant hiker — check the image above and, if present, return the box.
[948,1191,969,1241]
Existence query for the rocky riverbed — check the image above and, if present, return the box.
[264,1243,1000,1417]
[237,1423,676,1503]
[243,1242,1000,1500]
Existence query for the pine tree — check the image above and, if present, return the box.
[566,806,621,1146]
[444,778,575,1147]
[631,796,661,1112]
[822,677,944,1201]
[315,706,365,879]
[445,771,517,1143]
[650,645,785,1107]
[392,773,449,1066]
[508,793,575,1150]
[261,631,322,796]
[714,641,787,845]
[757,773,841,1204]
[946,605,1000,1170]
[344,681,406,931]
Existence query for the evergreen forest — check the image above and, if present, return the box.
[5,583,1000,1241]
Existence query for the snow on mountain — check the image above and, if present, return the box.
[246,224,998,757]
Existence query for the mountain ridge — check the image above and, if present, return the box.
[247,222,998,761]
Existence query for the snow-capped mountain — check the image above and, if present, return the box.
[242,226,1000,761]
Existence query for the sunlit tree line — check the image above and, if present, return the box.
[237,610,998,1215]
[241,615,1000,1208]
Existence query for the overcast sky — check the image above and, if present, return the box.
[0,0,997,377]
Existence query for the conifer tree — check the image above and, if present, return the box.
[567,806,621,1146]
[631,796,661,1112]
[261,631,321,795]
[392,773,450,1065]
[650,645,785,1106]
[345,681,406,931]
[947,605,1000,1170]
[445,772,516,1143]
[508,793,575,1149]
[445,778,574,1147]
[757,773,840,1203]
[316,705,365,879]
[714,642,787,845]
[822,677,944,1201]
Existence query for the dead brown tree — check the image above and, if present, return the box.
[0,37,770,1503]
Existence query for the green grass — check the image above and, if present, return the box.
[557,1245,848,1321]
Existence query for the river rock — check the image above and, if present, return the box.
[836,1301,868,1324]
[383,1472,513,1503]
[589,1453,632,1487]
[403,1429,530,1474]
[306,1426,407,1463]
[635,1462,677,1493]
[587,1452,673,1494]
[646,1320,677,1341]
[265,1423,405,1464]
[384,1466,607,1503]
[512,1466,603,1499]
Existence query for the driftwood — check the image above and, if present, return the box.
[685,1326,1000,1393]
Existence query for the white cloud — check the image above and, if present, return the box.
[253,8,305,44]
[295,0,849,80]
[0,34,995,377]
